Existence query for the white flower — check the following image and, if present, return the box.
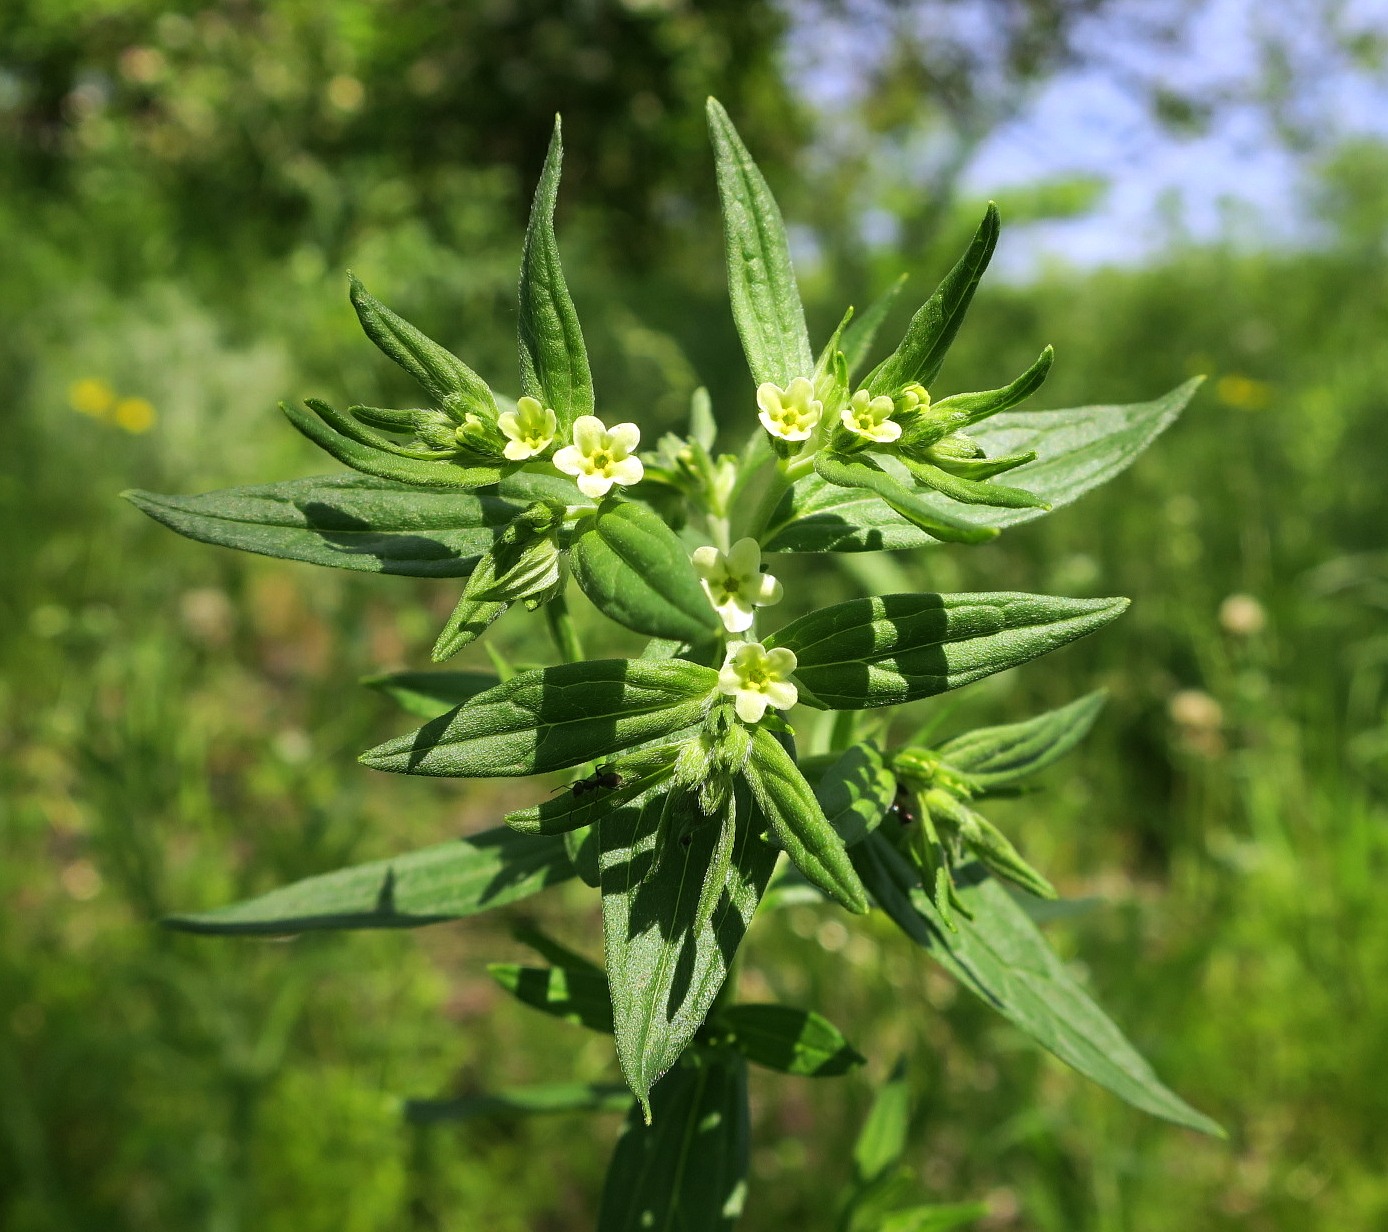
[718,640,798,724]
[552,414,644,499]
[497,396,557,461]
[841,389,902,443]
[757,378,822,442]
[692,538,783,633]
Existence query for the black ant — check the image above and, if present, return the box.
[889,788,917,826]
[554,766,624,798]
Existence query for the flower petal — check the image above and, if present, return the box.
[764,679,798,711]
[552,445,584,477]
[871,420,902,443]
[753,573,783,607]
[571,415,605,453]
[608,422,641,454]
[609,456,644,487]
[726,537,760,577]
[765,647,798,677]
[503,439,534,461]
[735,691,770,724]
[717,599,755,633]
[718,665,743,696]
[691,546,722,578]
[497,410,522,440]
[576,470,613,499]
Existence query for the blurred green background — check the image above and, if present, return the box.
[2,1,1386,1229]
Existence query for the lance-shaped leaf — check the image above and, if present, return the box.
[488,964,614,1033]
[865,205,999,396]
[815,742,897,846]
[853,1057,912,1185]
[852,835,1223,1136]
[814,454,999,545]
[876,1205,988,1232]
[598,1048,750,1232]
[762,380,1200,552]
[284,400,504,489]
[716,1004,865,1077]
[124,474,519,578]
[363,670,501,719]
[164,828,573,936]
[518,118,593,431]
[768,592,1128,710]
[407,1082,632,1125]
[921,346,1053,429]
[360,659,716,778]
[899,457,1049,511]
[707,97,813,388]
[506,744,682,836]
[934,691,1106,792]
[600,785,778,1115]
[570,501,718,642]
[743,728,868,913]
[348,274,498,418]
[842,274,908,380]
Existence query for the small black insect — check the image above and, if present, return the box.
[889,789,917,827]
[559,766,624,797]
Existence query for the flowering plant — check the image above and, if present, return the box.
[126,100,1218,1227]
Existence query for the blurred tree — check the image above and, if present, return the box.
[0,0,805,268]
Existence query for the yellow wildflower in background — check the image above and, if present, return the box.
[113,397,157,434]
[1216,374,1273,411]
[69,378,116,418]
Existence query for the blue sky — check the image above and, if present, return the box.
[792,0,1388,274]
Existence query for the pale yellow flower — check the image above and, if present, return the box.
[841,389,901,443]
[692,538,783,633]
[718,640,798,724]
[497,396,558,461]
[757,378,822,442]
[113,397,156,434]
[552,414,644,499]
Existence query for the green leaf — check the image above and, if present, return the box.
[768,592,1128,710]
[431,596,509,663]
[853,1057,911,1185]
[348,274,497,417]
[842,274,908,380]
[124,474,518,578]
[566,823,602,888]
[876,1203,988,1232]
[601,785,778,1114]
[899,457,1049,511]
[406,1081,631,1125]
[707,97,813,388]
[814,454,999,546]
[362,669,501,718]
[743,728,868,913]
[284,400,504,489]
[814,743,897,847]
[506,744,682,835]
[360,659,716,778]
[762,380,1201,552]
[866,205,999,396]
[598,1048,749,1232]
[487,963,614,1033]
[923,346,1053,427]
[852,836,1224,1136]
[518,117,593,432]
[934,691,1107,791]
[164,828,573,936]
[716,1004,865,1076]
[570,501,718,642]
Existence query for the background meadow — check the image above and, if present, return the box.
[2,2,1386,1229]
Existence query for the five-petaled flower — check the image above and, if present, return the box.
[692,538,783,633]
[757,378,822,442]
[498,396,558,461]
[553,414,644,499]
[841,389,902,443]
[718,640,798,724]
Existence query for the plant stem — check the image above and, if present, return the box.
[544,593,584,664]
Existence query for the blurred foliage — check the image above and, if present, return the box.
[2,2,1388,1230]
